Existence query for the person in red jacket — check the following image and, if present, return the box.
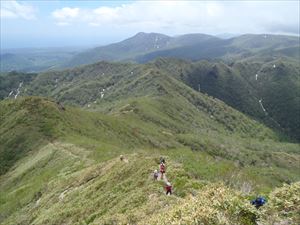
[165,182,172,195]
[160,162,166,179]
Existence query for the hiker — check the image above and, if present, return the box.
[251,196,266,209]
[160,162,166,179]
[165,182,172,195]
[160,157,165,164]
[120,155,124,161]
[153,170,159,180]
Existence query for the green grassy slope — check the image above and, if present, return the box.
[0,97,62,174]
[1,57,299,141]
[0,89,299,224]
[150,58,300,140]
[146,181,300,225]
[1,142,299,224]
[2,56,299,139]
[0,96,177,175]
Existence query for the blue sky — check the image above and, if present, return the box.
[1,0,299,48]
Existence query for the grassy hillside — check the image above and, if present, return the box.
[0,96,176,174]
[1,56,299,141]
[151,58,300,140]
[147,181,300,225]
[2,56,299,141]
[0,85,299,224]
[0,97,62,174]
[1,140,299,224]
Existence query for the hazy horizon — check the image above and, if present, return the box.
[1,31,300,51]
[1,0,299,49]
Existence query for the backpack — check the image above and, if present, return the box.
[251,197,266,208]
[160,163,165,173]
[257,197,266,205]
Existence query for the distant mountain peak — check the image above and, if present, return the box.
[63,32,299,68]
[131,32,171,40]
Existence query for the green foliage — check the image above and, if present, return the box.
[259,182,300,224]
[145,182,300,225]
[0,97,60,174]
[0,71,37,99]
[1,143,298,225]
[145,183,258,225]
[150,58,300,140]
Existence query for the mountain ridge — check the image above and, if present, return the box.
[65,32,299,67]
[1,96,299,224]
[1,32,298,73]
[4,56,297,141]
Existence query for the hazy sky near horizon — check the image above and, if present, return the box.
[1,0,299,48]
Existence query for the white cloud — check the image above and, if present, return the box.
[0,0,36,20]
[50,1,299,35]
[52,7,80,20]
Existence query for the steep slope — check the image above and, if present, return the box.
[235,60,300,140]
[0,71,37,99]
[0,97,64,174]
[150,58,300,140]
